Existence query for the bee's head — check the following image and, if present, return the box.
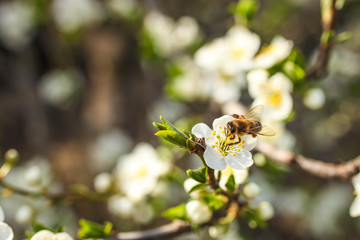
[226,121,236,137]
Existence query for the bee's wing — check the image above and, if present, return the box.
[257,125,276,136]
[245,125,276,136]
[244,105,264,119]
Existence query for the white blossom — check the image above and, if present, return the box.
[108,195,134,218]
[94,172,112,193]
[24,166,42,187]
[38,69,83,108]
[15,205,33,224]
[350,173,360,217]
[303,87,326,110]
[31,230,73,240]
[256,201,274,220]
[0,206,13,240]
[186,200,212,224]
[184,178,204,199]
[106,0,140,19]
[52,0,104,33]
[243,182,260,199]
[0,1,35,50]
[115,143,170,202]
[217,166,248,190]
[144,12,200,57]
[254,36,293,69]
[192,115,257,170]
[247,69,293,121]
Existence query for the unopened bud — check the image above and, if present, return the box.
[243,182,260,199]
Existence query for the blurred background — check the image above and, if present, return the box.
[0,0,360,239]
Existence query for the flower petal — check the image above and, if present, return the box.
[55,232,74,240]
[0,222,13,240]
[242,135,257,151]
[350,196,360,217]
[31,230,54,240]
[192,123,212,138]
[225,150,253,170]
[204,147,227,170]
[212,115,235,131]
[0,207,4,222]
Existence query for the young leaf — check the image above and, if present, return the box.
[203,194,226,210]
[225,174,236,193]
[153,122,167,131]
[160,116,188,139]
[78,219,113,239]
[189,183,206,194]
[155,130,189,149]
[187,167,207,183]
[163,203,188,221]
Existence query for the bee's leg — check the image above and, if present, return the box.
[231,114,240,118]
[252,134,257,138]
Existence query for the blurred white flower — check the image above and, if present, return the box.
[0,1,35,50]
[256,201,274,220]
[184,178,204,199]
[0,206,13,240]
[243,182,260,199]
[186,200,212,224]
[132,202,154,224]
[106,0,140,19]
[192,116,256,170]
[254,36,293,69]
[15,205,33,224]
[247,69,293,121]
[195,26,260,74]
[31,230,73,240]
[303,87,326,110]
[194,26,260,103]
[108,195,134,218]
[167,56,210,102]
[217,166,248,190]
[144,12,200,57]
[90,129,132,171]
[253,152,266,166]
[52,0,104,33]
[94,172,112,193]
[38,69,83,109]
[115,143,170,202]
[350,173,360,217]
[260,119,296,151]
[24,166,42,187]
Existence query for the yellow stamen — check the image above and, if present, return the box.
[222,130,225,134]
[212,131,216,136]
[233,153,236,156]
[241,145,245,148]
[237,149,240,152]
[219,126,222,129]
[206,137,209,140]
[241,140,245,144]
[212,145,215,148]
[222,153,226,156]
[354,190,358,196]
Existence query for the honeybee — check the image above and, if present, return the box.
[225,105,276,144]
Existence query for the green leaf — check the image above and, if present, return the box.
[283,61,305,83]
[160,116,189,139]
[32,222,55,233]
[203,194,226,210]
[225,174,236,193]
[187,167,207,183]
[163,203,188,221]
[153,122,167,131]
[78,219,113,239]
[229,0,259,24]
[156,130,189,149]
[188,183,206,194]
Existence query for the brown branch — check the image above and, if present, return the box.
[255,141,360,180]
[306,0,340,79]
[111,221,195,240]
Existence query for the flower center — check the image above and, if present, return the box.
[267,90,282,107]
[211,128,245,157]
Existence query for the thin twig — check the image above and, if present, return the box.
[306,0,339,79]
[255,141,360,180]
